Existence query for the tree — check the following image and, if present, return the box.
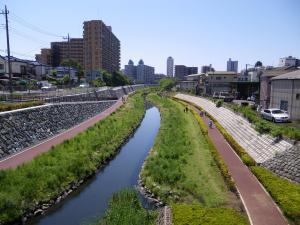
[102,70,113,86]
[159,78,176,91]
[111,71,129,86]
[255,61,263,67]
[91,77,105,87]
[61,59,84,82]
[63,74,70,85]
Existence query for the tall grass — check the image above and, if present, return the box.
[98,189,156,225]
[0,101,43,112]
[141,93,229,206]
[0,93,145,224]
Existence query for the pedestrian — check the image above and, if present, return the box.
[209,120,213,128]
[185,107,188,113]
[200,110,204,117]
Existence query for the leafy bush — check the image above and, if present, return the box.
[172,204,248,225]
[251,166,300,224]
[216,100,223,108]
[0,101,43,112]
[98,189,156,225]
[0,93,145,224]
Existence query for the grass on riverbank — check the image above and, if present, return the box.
[0,93,145,224]
[97,189,156,225]
[0,101,43,112]
[172,204,248,225]
[141,93,231,206]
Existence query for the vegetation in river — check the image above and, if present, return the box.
[0,101,43,112]
[0,93,145,224]
[141,93,231,206]
[97,189,156,225]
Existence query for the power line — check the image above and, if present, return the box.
[9,26,50,45]
[9,12,63,38]
[0,49,35,58]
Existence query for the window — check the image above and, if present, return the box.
[0,64,3,70]
[280,100,288,111]
[216,77,221,80]
[296,93,300,100]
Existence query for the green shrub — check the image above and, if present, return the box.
[172,204,248,225]
[216,100,223,108]
[98,189,156,225]
[0,93,145,224]
[251,166,300,224]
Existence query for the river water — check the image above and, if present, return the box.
[29,106,160,225]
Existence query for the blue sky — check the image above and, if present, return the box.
[0,0,299,73]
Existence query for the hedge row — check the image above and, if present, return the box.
[251,166,300,225]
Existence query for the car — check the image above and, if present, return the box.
[213,92,219,98]
[41,84,57,91]
[260,108,290,123]
[219,92,234,102]
[79,83,89,88]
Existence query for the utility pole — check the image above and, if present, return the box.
[1,5,13,94]
[63,33,71,87]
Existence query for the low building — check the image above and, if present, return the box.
[205,71,237,95]
[270,70,300,120]
[278,56,300,67]
[260,66,298,108]
[175,65,198,80]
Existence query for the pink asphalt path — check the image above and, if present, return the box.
[182,100,288,225]
[0,98,125,170]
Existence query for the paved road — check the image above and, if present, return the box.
[0,98,124,170]
[178,96,288,225]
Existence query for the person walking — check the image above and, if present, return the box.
[209,119,213,128]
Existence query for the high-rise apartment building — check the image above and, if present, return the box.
[175,65,198,79]
[124,59,137,80]
[201,64,214,73]
[166,56,174,77]
[51,38,84,67]
[227,58,238,72]
[136,59,155,84]
[83,20,120,74]
[35,48,52,65]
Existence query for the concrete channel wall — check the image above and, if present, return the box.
[0,101,116,160]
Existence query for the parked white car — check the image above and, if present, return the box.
[261,108,290,123]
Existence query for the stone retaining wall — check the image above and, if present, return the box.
[0,101,116,159]
[45,85,143,103]
[262,145,300,183]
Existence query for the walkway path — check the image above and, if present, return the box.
[175,94,292,163]
[0,97,125,170]
[178,96,288,225]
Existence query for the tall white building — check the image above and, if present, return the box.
[227,58,238,72]
[167,56,174,77]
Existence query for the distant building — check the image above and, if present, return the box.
[166,56,174,77]
[35,48,52,66]
[201,64,214,73]
[51,38,84,67]
[83,20,120,74]
[175,65,198,80]
[227,58,238,72]
[278,56,300,67]
[270,70,300,120]
[124,60,137,80]
[136,60,155,84]
[154,73,166,81]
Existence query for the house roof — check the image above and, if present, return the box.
[271,70,300,80]
[261,66,297,77]
[207,71,237,75]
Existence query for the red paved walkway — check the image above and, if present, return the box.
[0,98,125,170]
[186,103,288,225]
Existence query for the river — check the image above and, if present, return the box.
[28,106,160,225]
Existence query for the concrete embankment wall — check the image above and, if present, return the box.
[0,101,116,159]
[45,85,144,103]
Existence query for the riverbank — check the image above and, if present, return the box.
[0,92,146,225]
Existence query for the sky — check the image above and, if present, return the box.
[0,0,299,73]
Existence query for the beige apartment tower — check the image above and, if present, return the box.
[83,20,120,74]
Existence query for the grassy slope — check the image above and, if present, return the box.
[97,189,156,225]
[172,204,248,225]
[0,93,145,224]
[141,93,229,206]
